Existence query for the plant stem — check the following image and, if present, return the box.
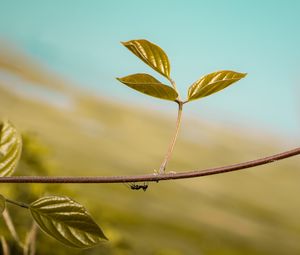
[24,224,37,255]
[169,78,177,91]
[159,101,183,173]
[2,209,24,249]
[1,236,10,255]
[5,198,29,209]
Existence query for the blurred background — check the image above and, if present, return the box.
[0,0,299,254]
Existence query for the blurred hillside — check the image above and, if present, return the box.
[0,45,300,255]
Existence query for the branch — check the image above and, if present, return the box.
[0,147,299,184]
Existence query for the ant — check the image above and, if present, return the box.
[124,182,148,191]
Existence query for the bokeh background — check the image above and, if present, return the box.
[0,1,299,254]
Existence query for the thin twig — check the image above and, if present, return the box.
[1,236,10,255]
[159,101,183,173]
[23,224,37,255]
[0,147,298,183]
[2,209,24,248]
[5,199,29,209]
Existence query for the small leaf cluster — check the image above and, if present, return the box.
[0,121,107,249]
[117,39,247,103]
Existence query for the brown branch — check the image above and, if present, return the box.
[0,147,299,184]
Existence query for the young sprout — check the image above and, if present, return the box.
[117,39,247,174]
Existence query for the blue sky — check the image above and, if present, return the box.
[0,0,299,140]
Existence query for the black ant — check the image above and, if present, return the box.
[124,182,148,191]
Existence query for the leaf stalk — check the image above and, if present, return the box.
[5,198,29,209]
[169,78,177,91]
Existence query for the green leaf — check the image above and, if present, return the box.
[0,194,5,215]
[187,70,247,101]
[0,120,22,176]
[29,196,108,248]
[117,73,178,101]
[122,39,171,79]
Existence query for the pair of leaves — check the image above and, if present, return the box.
[0,121,22,177]
[117,39,247,102]
[118,39,178,101]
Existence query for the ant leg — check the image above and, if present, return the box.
[122,182,133,190]
[142,182,149,192]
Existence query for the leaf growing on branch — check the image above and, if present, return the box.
[187,70,247,101]
[117,73,178,101]
[0,194,5,214]
[0,120,22,177]
[29,196,108,248]
[122,39,171,79]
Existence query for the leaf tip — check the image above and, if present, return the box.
[121,40,133,47]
